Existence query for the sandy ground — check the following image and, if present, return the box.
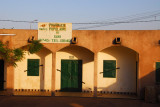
[0,96,159,107]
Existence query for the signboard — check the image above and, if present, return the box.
[38,22,72,43]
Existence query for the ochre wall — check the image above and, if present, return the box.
[14,48,52,90]
[56,46,94,91]
[98,46,138,93]
[1,29,160,97]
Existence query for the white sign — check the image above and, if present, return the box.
[38,22,72,43]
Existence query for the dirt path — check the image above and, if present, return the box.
[0,96,159,107]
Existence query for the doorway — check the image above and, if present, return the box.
[0,60,4,90]
[61,60,82,92]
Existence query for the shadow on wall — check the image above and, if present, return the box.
[139,70,157,99]
[35,47,52,90]
[16,46,52,90]
[56,45,94,91]
[97,46,138,94]
[58,45,94,64]
[97,46,159,99]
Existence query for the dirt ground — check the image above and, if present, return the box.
[0,96,159,107]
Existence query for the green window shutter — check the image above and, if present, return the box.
[103,60,116,78]
[27,59,39,76]
[156,62,160,84]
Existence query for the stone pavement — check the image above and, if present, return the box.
[0,96,159,107]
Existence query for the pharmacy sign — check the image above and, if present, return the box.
[38,22,72,43]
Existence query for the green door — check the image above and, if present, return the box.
[0,60,4,90]
[61,60,82,92]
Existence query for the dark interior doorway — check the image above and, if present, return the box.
[0,60,4,90]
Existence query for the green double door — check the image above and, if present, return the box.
[61,60,82,92]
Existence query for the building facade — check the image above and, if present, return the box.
[0,29,160,98]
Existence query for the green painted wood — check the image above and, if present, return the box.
[61,60,70,91]
[27,59,39,76]
[103,60,116,78]
[156,62,160,83]
[61,60,82,92]
[0,60,4,90]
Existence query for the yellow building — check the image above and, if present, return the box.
[0,27,160,99]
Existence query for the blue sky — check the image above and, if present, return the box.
[0,0,160,30]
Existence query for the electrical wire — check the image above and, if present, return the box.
[73,10,160,29]
[74,20,160,30]
[0,10,160,29]
[0,20,38,23]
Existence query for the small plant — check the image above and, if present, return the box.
[28,40,43,54]
[13,48,24,62]
[0,41,12,62]
[0,40,43,67]
[7,48,25,67]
